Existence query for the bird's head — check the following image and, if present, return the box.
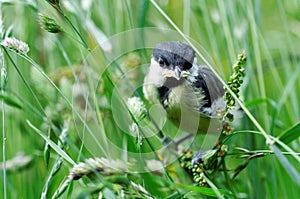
[151,42,196,81]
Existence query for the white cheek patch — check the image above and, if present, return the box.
[193,57,198,65]
[145,58,166,86]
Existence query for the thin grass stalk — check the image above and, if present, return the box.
[8,89,85,162]
[3,49,46,116]
[217,0,236,62]
[200,0,224,75]
[85,66,110,153]
[229,130,300,163]
[8,89,44,119]
[257,37,288,132]
[276,0,299,71]
[41,121,69,199]
[47,2,89,50]
[15,53,107,157]
[246,1,269,130]
[1,76,6,199]
[183,0,190,36]
[27,120,75,165]
[41,156,63,199]
[0,39,7,199]
[221,159,237,199]
[58,12,89,50]
[124,0,134,29]
[56,40,109,153]
[101,49,166,139]
[55,40,110,155]
[276,0,300,120]
[1,6,7,198]
[202,174,224,199]
[75,91,88,162]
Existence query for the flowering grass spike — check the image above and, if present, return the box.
[1,37,29,55]
[46,0,60,7]
[38,14,63,34]
[0,67,8,91]
[127,96,147,122]
[224,50,246,121]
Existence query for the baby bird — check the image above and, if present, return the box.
[143,42,225,137]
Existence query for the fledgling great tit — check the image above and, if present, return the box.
[143,42,226,136]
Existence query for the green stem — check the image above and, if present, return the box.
[202,174,225,199]
[226,130,300,162]
[41,156,63,199]
[1,92,6,199]
[0,54,6,199]
[63,31,89,50]
[221,159,237,198]
[0,5,7,198]
[56,7,89,50]
[18,53,107,156]
[4,49,46,115]
[3,46,108,160]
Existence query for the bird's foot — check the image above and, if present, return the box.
[161,136,173,146]
[192,149,218,169]
[173,133,194,146]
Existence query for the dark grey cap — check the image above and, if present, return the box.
[152,42,195,70]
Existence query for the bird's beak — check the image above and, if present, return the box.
[162,66,190,80]
[174,66,182,80]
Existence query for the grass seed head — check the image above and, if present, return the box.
[1,37,29,54]
[38,14,63,34]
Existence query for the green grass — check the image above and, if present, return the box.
[1,0,300,198]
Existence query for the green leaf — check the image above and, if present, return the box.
[232,161,249,179]
[27,120,75,165]
[245,98,277,109]
[175,184,231,198]
[0,93,22,109]
[272,145,300,187]
[165,192,184,199]
[43,129,51,168]
[278,122,300,144]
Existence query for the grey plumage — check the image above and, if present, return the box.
[188,64,225,113]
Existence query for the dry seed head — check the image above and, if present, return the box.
[68,158,129,180]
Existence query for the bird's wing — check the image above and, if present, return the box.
[187,64,225,115]
[197,65,225,102]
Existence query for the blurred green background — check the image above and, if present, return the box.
[0,0,300,198]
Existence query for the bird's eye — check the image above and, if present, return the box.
[183,62,192,70]
[158,58,165,67]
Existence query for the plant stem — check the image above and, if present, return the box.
[56,7,89,50]
[1,77,6,199]
[1,91,6,199]
[0,6,7,196]
[0,46,7,199]
[221,159,237,198]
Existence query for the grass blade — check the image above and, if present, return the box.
[272,145,300,187]
[176,183,231,198]
[278,122,300,144]
[0,93,22,109]
[27,120,75,165]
